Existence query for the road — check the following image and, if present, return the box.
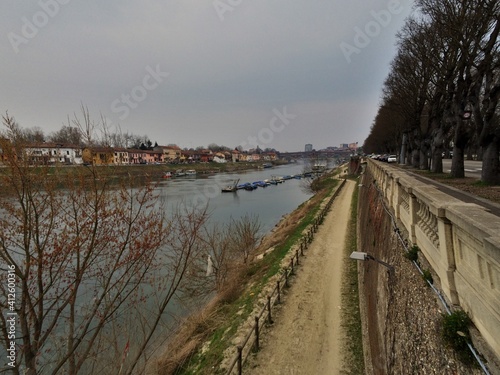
[441,159,482,178]
[246,180,355,375]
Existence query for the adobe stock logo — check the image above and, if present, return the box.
[7,0,72,54]
[110,64,169,121]
[213,0,243,22]
[240,107,297,149]
[340,0,403,63]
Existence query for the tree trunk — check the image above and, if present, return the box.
[419,138,429,170]
[400,133,408,165]
[481,138,500,185]
[430,128,444,173]
[411,149,420,168]
[451,118,469,178]
[450,144,465,178]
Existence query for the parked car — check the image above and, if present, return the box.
[387,155,397,163]
[442,151,453,158]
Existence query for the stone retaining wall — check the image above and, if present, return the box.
[367,159,500,360]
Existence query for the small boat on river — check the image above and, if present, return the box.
[185,169,197,176]
[271,175,284,183]
[162,171,172,178]
[265,179,277,185]
[238,182,256,191]
[222,179,240,193]
[253,180,268,187]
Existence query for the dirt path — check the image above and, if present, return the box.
[246,180,355,375]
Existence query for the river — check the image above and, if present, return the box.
[156,161,314,233]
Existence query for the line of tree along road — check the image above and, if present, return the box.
[363,0,500,185]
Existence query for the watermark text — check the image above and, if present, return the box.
[340,0,403,63]
[8,0,72,54]
[5,265,17,367]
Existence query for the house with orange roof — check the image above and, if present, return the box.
[154,145,181,162]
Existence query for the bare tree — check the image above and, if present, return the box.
[415,0,500,178]
[365,0,500,183]
[0,113,210,375]
[22,126,46,143]
[472,17,500,184]
[49,125,82,145]
[228,215,261,264]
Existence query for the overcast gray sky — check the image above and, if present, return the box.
[1,1,413,152]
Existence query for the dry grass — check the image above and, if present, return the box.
[149,267,253,374]
[155,270,247,375]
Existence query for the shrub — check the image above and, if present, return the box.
[405,245,419,262]
[442,310,475,365]
[422,269,433,284]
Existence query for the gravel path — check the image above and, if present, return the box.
[246,180,355,375]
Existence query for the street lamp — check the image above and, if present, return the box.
[350,251,395,274]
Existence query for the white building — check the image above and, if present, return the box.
[24,143,83,165]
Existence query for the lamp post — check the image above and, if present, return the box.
[350,251,395,275]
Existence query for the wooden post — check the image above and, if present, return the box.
[277,280,281,303]
[237,345,242,375]
[267,296,273,324]
[254,316,260,351]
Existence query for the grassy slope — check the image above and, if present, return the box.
[171,175,341,375]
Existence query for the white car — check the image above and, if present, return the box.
[387,155,397,163]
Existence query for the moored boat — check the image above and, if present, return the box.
[222,179,240,192]
[265,179,277,185]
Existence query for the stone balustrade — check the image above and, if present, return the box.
[367,159,500,359]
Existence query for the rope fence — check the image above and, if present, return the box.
[225,179,346,375]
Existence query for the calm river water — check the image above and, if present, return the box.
[156,162,314,233]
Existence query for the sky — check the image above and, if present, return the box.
[1,1,414,152]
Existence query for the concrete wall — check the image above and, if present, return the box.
[367,160,500,360]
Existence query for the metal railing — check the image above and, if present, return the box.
[225,179,346,374]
